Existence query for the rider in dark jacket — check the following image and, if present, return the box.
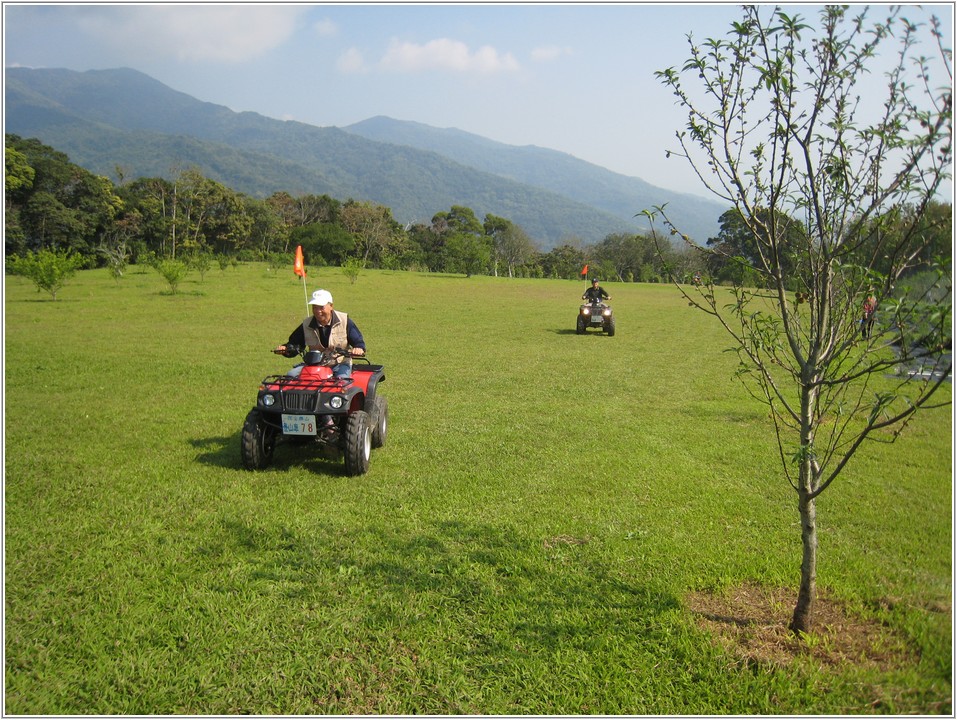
[583,278,610,303]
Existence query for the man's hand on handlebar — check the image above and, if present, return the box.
[273,344,302,358]
[273,344,365,358]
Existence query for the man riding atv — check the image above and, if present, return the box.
[583,277,610,303]
[275,289,365,379]
[577,278,615,336]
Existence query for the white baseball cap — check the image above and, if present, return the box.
[308,289,333,306]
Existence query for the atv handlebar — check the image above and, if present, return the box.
[273,344,365,360]
[274,343,303,359]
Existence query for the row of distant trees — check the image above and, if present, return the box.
[3,133,690,283]
[4,132,950,291]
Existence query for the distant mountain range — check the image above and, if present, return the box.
[4,66,726,248]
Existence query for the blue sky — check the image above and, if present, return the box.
[4,3,953,199]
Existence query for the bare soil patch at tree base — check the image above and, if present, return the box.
[686,582,920,671]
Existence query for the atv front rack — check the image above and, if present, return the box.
[260,374,351,391]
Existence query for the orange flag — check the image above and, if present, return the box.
[293,245,306,277]
[581,264,589,277]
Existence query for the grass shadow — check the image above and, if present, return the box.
[158,289,207,297]
[418,273,474,281]
[549,328,616,337]
[549,328,612,338]
[190,434,239,468]
[190,432,352,476]
[9,296,72,303]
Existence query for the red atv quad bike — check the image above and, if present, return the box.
[241,346,387,476]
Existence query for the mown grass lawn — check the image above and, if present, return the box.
[4,263,952,714]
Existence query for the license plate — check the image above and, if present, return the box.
[282,414,317,435]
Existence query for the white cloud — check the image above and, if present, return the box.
[337,48,368,74]
[313,18,338,37]
[379,38,520,74]
[531,45,572,63]
[76,6,307,63]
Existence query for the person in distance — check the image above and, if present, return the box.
[582,277,610,303]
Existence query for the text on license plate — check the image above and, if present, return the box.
[282,414,317,435]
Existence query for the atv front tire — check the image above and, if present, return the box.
[343,410,372,476]
[576,316,587,334]
[371,395,389,448]
[241,408,276,470]
[605,316,616,336]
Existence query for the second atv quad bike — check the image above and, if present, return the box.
[241,346,387,476]
[577,299,616,336]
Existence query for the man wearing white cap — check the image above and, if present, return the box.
[274,288,366,378]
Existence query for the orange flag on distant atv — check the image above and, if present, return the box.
[293,245,306,277]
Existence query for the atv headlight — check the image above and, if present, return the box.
[603,309,611,316]
[329,395,344,409]
[262,394,275,407]
[582,308,590,315]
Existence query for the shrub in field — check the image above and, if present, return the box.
[98,239,130,282]
[187,251,213,282]
[342,257,364,284]
[267,252,293,274]
[155,258,188,294]
[7,247,84,300]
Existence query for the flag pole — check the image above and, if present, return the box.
[301,272,309,317]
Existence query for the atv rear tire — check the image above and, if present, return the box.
[343,410,372,476]
[371,395,388,448]
[241,408,276,470]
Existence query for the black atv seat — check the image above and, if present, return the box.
[354,364,384,372]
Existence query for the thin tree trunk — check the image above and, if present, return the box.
[790,487,817,633]
[171,183,177,260]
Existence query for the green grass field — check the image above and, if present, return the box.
[4,263,952,714]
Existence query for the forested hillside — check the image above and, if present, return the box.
[345,116,725,243]
[5,66,667,247]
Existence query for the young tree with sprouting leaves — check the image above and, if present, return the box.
[8,247,85,300]
[645,5,952,634]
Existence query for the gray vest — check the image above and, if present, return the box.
[302,310,350,365]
